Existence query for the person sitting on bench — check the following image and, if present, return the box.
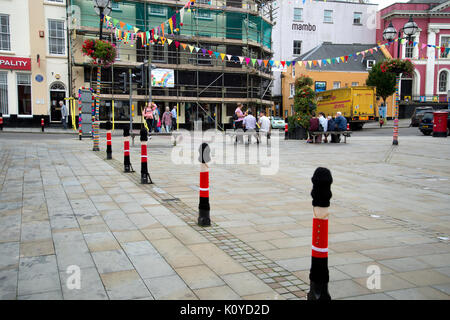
[334,112,347,143]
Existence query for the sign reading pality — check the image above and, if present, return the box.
[0,56,32,71]
[292,23,317,32]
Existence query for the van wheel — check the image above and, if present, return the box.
[350,123,363,131]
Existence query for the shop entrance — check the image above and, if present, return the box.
[49,82,66,122]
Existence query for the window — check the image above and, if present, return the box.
[111,2,120,10]
[0,72,7,115]
[197,0,210,4]
[294,8,303,22]
[196,9,212,20]
[353,12,362,25]
[149,5,167,16]
[405,36,415,59]
[152,43,165,63]
[17,74,32,115]
[0,14,11,51]
[352,82,359,86]
[290,83,295,97]
[293,40,302,56]
[324,10,333,23]
[113,36,121,60]
[333,81,341,89]
[439,71,447,92]
[48,19,65,55]
[440,36,450,58]
[367,60,375,69]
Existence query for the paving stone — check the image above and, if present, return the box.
[176,265,225,290]
[386,287,450,300]
[193,285,241,300]
[59,267,108,300]
[378,257,431,272]
[92,250,134,274]
[395,270,450,286]
[17,272,61,297]
[19,255,58,280]
[328,280,371,299]
[129,254,176,280]
[101,270,152,300]
[144,274,197,300]
[113,230,146,243]
[18,290,63,300]
[0,268,18,299]
[221,272,274,296]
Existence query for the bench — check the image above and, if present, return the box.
[310,131,352,144]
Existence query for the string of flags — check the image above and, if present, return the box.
[103,0,450,69]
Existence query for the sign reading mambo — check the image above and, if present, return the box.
[292,23,317,32]
[0,56,31,70]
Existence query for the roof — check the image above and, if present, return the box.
[295,43,386,72]
[407,0,446,4]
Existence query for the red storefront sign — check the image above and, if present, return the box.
[0,56,31,71]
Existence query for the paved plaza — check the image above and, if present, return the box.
[0,127,449,300]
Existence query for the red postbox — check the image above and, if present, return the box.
[433,111,448,137]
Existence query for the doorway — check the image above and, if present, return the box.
[400,79,413,101]
[49,82,66,122]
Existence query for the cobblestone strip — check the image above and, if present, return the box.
[93,151,308,300]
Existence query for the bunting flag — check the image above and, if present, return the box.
[189,45,194,53]
[220,53,226,61]
[239,56,244,64]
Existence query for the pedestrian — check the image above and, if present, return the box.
[318,112,328,143]
[153,105,161,132]
[161,106,172,133]
[308,112,321,143]
[60,101,68,129]
[171,105,177,130]
[258,110,271,143]
[334,111,347,143]
[326,116,337,143]
[234,103,245,144]
[243,110,259,144]
[379,117,384,128]
[143,102,154,134]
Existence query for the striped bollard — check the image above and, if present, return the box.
[393,75,400,145]
[106,121,112,160]
[140,128,152,184]
[308,167,333,301]
[123,128,133,173]
[198,143,211,227]
[285,123,288,140]
[41,118,44,132]
[0,113,3,130]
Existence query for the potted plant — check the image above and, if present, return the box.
[82,39,117,67]
[380,58,414,76]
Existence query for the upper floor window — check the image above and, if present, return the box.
[404,36,415,59]
[290,83,295,97]
[111,2,120,10]
[353,12,362,25]
[149,5,167,17]
[333,81,341,89]
[0,14,11,51]
[293,40,302,56]
[197,0,210,4]
[324,10,333,23]
[439,71,447,92]
[294,8,303,22]
[196,9,212,20]
[440,36,450,58]
[352,82,359,86]
[48,19,65,55]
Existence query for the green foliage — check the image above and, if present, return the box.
[380,58,415,76]
[366,61,396,104]
[287,75,317,130]
[82,39,117,67]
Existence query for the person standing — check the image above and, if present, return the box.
[60,101,68,129]
[143,102,154,133]
[234,103,245,144]
[161,107,172,133]
[258,110,271,144]
[153,105,161,132]
[171,105,177,131]
[243,110,259,144]
[318,112,328,143]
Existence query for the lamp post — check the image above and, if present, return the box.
[92,0,111,151]
[383,16,418,145]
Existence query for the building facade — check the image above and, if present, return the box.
[376,0,450,106]
[69,0,274,130]
[281,42,394,119]
[0,0,70,126]
[271,0,378,112]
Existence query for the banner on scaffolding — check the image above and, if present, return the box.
[151,68,175,88]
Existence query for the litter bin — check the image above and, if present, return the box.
[433,111,448,137]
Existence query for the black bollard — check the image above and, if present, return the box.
[106,121,112,160]
[123,127,133,172]
[198,142,211,227]
[140,128,152,184]
[307,167,333,301]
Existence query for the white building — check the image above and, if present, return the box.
[271,0,378,108]
[0,0,69,126]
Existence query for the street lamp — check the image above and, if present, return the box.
[382,16,418,146]
[93,0,111,40]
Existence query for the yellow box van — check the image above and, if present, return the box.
[316,86,377,130]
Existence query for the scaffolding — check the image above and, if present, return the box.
[68,0,276,130]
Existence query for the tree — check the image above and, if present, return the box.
[288,75,317,130]
[366,61,396,105]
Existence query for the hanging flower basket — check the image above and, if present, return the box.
[380,59,414,76]
[82,39,117,68]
